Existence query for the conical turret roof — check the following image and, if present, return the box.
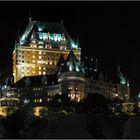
[65,50,83,73]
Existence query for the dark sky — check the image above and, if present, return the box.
[0,1,139,97]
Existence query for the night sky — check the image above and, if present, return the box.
[0,1,140,98]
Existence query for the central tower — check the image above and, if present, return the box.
[13,19,81,83]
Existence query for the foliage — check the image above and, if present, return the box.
[83,93,111,114]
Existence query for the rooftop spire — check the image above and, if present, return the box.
[117,64,126,85]
[76,34,80,48]
[94,58,98,72]
[118,64,120,71]
[29,11,32,22]
[61,17,63,25]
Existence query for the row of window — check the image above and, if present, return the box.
[17,59,57,65]
[87,86,116,93]
[62,79,84,83]
[17,55,59,61]
[17,50,61,56]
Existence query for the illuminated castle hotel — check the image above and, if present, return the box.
[0,18,130,115]
[13,18,81,83]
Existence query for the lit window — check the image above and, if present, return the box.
[39,51,42,54]
[43,67,46,70]
[58,37,61,41]
[77,97,80,102]
[43,72,46,75]
[46,62,48,64]
[38,45,43,48]
[71,94,75,99]
[50,62,52,65]
[39,71,41,75]
[38,41,43,44]
[38,61,42,64]
[39,67,41,70]
[32,66,35,69]
[39,56,42,59]
[115,94,118,97]
[40,99,42,103]
[32,71,35,74]
[54,36,57,41]
[32,55,35,58]
[32,60,35,63]
[33,45,37,48]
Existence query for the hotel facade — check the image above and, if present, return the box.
[0,19,130,116]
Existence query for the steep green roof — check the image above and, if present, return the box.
[58,50,84,73]
[19,20,72,48]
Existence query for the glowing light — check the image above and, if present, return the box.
[24,99,29,104]
[39,56,42,59]
[76,66,79,72]
[39,99,42,102]
[38,27,43,31]
[38,41,43,44]
[38,45,43,48]
[39,67,41,70]
[69,65,72,71]
[43,36,46,40]
[39,36,43,40]
[38,61,42,64]
[120,81,126,85]
[54,36,57,41]
[58,37,61,41]
[33,45,37,48]
[72,43,77,48]
[115,94,118,97]
[43,72,46,75]
[39,71,41,75]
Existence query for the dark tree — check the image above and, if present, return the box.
[84,93,110,114]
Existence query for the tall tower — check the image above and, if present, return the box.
[13,20,81,83]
